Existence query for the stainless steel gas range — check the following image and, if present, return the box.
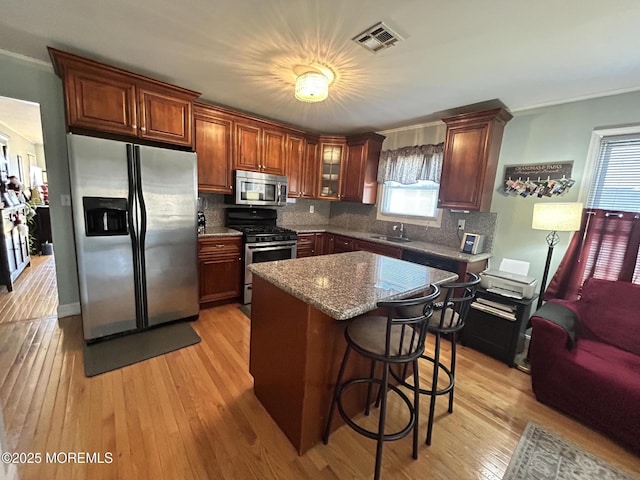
[226,208,297,304]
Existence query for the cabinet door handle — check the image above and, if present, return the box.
[215,244,226,248]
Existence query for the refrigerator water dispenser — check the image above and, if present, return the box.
[83,197,129,236]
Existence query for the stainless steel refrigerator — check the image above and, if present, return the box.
[68,134,199,341]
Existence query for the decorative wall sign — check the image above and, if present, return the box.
[501,161,575,198]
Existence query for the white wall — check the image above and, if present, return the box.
[0,51,79,309]
[34,143,46,170]
[381,122,446,150]
[493,90,640,293]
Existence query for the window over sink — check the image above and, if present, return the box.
[377,180,442,226]
[376,143,444,226]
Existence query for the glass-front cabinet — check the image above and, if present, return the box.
[318,139,345,200]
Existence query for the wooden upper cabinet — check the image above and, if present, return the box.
[235,121,262,171]
[318,138,346,200]
[287,134,318,198]
[262,128,286,175]
[235,120,286,176]
[61,61,138,137]
[138,85,193,146]
[438,108,512,212]
[342,133,385,204]
[302,138,319,198]
[286,134,306,198]
[194,103,234,194]
[48,47,200,148]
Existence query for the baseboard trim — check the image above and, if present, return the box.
[57,302,81,318]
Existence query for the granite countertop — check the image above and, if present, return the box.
[198,227,242,238]
[281,224,492,263]
[249,251,458,320]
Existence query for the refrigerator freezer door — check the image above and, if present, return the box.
[137,145,199,326]
[68,135,138,340]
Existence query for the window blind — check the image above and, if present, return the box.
[587,136,640,212]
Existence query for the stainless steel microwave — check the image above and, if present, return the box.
[231,170,288,207]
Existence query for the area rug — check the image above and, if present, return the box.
[503,422,638,480]
[83,321,201,377]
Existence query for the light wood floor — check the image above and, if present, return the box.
[1,301,639,480]
[0,254,58,324]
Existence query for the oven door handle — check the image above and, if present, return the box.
[246,244,296,253]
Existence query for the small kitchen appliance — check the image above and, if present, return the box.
[460,233,485,254]
[197,197,206,233]
[229,170,288,207]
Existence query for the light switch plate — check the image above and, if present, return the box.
[61,194,71,206]
[309,205,315,214]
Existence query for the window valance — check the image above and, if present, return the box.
[377,143,444,185]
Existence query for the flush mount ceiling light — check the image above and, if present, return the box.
[295,71,329,103]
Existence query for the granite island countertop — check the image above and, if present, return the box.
[249,250,458,320]
[280,224,491,263]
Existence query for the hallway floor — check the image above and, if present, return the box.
[0,254,58,324]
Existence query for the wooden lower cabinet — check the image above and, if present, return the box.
[353,239,402,259]
[332,235,355,254]
[296,233,317,258]
[294,231,485,281]
[198,236,242,305]
[316,233,334,255]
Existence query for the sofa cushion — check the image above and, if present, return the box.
[576,339,640,376]
[533,336,640,454]
[578,278,640,356]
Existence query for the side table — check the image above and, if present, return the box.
[462,288,538,367]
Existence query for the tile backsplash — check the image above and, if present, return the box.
[329,202,497,252]
[199,194,330,227]
[200,192,496,252]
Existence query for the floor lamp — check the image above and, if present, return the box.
[531,202,583,309]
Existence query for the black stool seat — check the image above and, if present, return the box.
[323,285,440,480]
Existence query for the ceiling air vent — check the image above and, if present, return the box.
[352,22,404,53]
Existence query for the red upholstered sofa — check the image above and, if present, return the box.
[529,278,640,454]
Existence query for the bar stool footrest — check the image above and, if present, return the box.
[389,356,454,396]
[337,378,415,442]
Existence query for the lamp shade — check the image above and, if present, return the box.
[295,72,329,103]
[532,202,583,231]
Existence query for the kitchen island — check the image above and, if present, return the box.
[248,251,458,454]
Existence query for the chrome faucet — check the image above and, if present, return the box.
[393,223,405,238]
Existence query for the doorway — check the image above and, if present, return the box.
[0,95,58,321]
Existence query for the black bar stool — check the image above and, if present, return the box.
[322,285,440,480]
[394,272,480,445]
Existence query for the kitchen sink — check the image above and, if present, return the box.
[370,235,412,243]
